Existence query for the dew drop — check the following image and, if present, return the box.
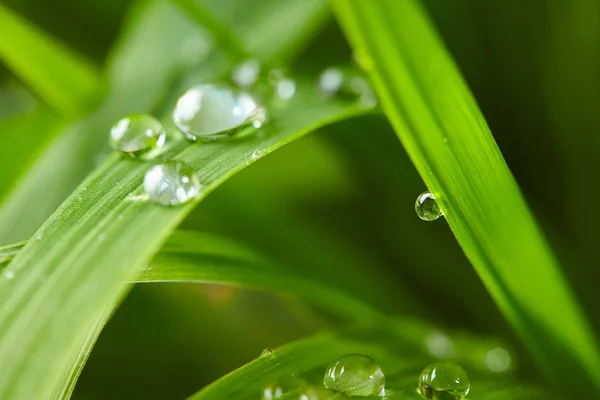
[173,84,263,140]
[4,270,14,280]
[349,76,378,108]
[275,79,296,100]
[485,347,511,373]
[252,149,264,160]
[143,161,201,206]
[319,68,344,96]
[260,348,274,357]
[232,59,260,88]
[415,191,443,221]
[323,354,385,397]
[109,114,165,154]
[418,362,470,399]
[261,383,284,400]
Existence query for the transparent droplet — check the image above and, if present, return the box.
[143,161,201,206]
[323,354,385,397]
[415,191,443,221]
[261,384,285,400]
[485,348,511,373]
[319,68,344,96]
[173,84,263,140]
[426,330,454,358]
[252,150,264,160]
[232,59,260,88]
[349,76,377,108]
[109,114,165,154]
[260,348,274,357]
[250,107,267,129]
[418,362,470,400]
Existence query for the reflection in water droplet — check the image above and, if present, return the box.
[319,68,344,96]
[260,348,274,357]
[173,84,263,140]
[418,362,470,399]
[485,348,511,373]
[144,161,201,206]
[323,354,385,396]
[232,59,261,88]
[109,114,165,154]
[415,191,443,221]
[427,330,454,358]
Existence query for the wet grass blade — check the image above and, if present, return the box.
[190,321,552,400]
[330,0,600,395]
[0,4,102,117]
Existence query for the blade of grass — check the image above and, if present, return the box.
[190,321,551,400]
[0,4,102,117]
[0,79,365,399]
[330,0,600,395]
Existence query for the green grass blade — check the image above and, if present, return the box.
[190,321,551,399]
[0,4,102,117]
[0,241,25,269]
[0,82,363,399]
[330,0,600,395]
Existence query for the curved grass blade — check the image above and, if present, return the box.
[0,4,102,117]
[190,321,551,399]
[330,0,600,395]
[0,80,365,399]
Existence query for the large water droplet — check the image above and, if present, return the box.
[109,114,165,154]
[485,348,511,373]
[323,354,385,397]
[143,161,201,206]
[232,59,260,88]
[418,362,470,399]
[415,192,443,221]
[173,84,263,141]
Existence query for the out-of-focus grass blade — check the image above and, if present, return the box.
[190,321,551,400]
[0,79,364,399]
[0,241,25,268]
[330,0,600,395]
[0,4,102,117]
[139,230,381,322]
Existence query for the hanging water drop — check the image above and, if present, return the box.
[143,161,201,206]
[232,59,260,88]
[173,84,263,140]
[323,354,385,397]
[415,192,443,221]
[418,362,470,399]
[109,114,165,154]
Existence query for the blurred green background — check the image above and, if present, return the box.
[1,0,598,398]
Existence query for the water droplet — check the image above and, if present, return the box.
[319,68,344,96]
[418,362,470,399]
[109,114,166,154]
[173,84,263,140]
[349,76,378,108]
[485,348,511,373]
[252,149,264,160]
[415,192,443,221]
[36,234,42,240]
[260,348,274,357]
[261,384,284,400]
[143,161,201,206]
[323,354,385,396]
[426,330,454,358]
[4,270,14,280]
[250,107,267,129]
[232,59,261,88]
[275,79,296,100]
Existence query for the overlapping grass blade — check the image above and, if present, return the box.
[190,321,550,399]
[330,0,600,395]
[0,4,102,117]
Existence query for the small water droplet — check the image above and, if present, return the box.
[418,362,470,399]
[260,348,274,357]
[109,114,166,154]
[485,348,511,373]
[415,191,443,221]
[4,270,15,280]
[275,79,296,100]
[36,234,42,240]
[319,68,344,96]
[323,354,385,397]
[173,84,263,140]
[143,161,201,206]
[250,107,267,129]
[426,330,454,358]
[261,384,284,400]
[349,76,377,108]
[252,149,264,160]
[232,59,260,88]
